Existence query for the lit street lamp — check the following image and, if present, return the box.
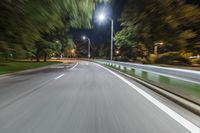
[115,50,120,55]
[82,36,91,58]
[71,49,75,55]
[98,13,114,60]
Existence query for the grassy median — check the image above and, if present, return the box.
[0,60,61,75]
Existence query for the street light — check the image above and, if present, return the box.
[98,13,114,60]
[154,42,164,56]
[98,13,106,21]
[71,49,75,54]
[82,36,91,58]
[115,50,120,55]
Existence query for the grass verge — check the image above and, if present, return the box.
[0,60,61,75]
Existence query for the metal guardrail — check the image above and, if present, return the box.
[96,60,200,105]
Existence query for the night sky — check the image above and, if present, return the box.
[71,0,200,45]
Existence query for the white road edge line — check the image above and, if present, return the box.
[69,62,78,70]
[96,63,200,133]
[54,74,64,80]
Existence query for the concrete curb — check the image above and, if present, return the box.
[103,64,200,116]
[0,63,63,79]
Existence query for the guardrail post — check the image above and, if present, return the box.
[131,68,135,76]
[124,67,127,72]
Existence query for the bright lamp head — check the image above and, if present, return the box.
[82,36,86,40]
[98,13,106,21]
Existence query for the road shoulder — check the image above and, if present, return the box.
[94,62,200,128]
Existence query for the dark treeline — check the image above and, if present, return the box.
[115,0,200,65]
[0,0,108,62]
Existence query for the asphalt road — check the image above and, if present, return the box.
[0,61,199,133]
[98,60,200,84]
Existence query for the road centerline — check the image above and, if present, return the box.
[69,62,78,70]
[54,74,65,80]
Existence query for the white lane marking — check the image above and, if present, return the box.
[69,62,78,70]
[54,74,64,80]
[96,63,200,133]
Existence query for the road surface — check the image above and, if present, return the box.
[0,61,199,133]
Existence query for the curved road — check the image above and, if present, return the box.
[0,61,199,133]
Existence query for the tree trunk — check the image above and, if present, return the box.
[36,48,40,62]
[44,52,47,62]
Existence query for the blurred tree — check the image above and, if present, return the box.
[0,0,109,60]
[96,43,110,58]
[35,39,55,62]
[64,38,76,57]
[115,0,200,59]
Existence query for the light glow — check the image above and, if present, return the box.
[98,13,106,21]
[82,36,86,40]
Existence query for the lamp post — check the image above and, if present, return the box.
[82,36,91,58]
[98,13,114,60]
[154,42,164,57]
